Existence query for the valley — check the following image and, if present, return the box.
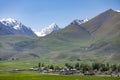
[0,9,120,80]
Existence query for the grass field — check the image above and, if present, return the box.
[0,72,120,80]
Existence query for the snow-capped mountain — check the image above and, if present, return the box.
[0,18,36,36]
[71,19,89,25]
[0,18,21,30]
[35,23,60,37]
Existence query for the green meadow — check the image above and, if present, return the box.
[0,72,120,80]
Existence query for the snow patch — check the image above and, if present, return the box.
[71,18,89,25]
[13,25,21,30]
[35,23,60,37]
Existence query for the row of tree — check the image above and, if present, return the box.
[38,62,120,73]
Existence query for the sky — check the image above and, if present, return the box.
[0,0,120,31]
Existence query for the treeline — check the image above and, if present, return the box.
[64,63,120,73]
[37,62,120,73]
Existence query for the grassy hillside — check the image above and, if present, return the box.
[49,23,91,40]
[0,35,38,59]
[81,9,120,39]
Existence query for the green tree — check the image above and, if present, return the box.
[117,64,120,72]
[38,63,41,68]
[41,63,44,67]
[99,64,107,72]
[92,63,100,71]
[106,63,110,71]
[80,64,91,73]
[49,65,54,69]
[75,63,80,70]
[111,64,117,72]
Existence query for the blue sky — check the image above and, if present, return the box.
[0,0,120,31]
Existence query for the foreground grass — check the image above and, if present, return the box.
[0,72,120,80]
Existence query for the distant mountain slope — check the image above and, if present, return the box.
[81,9,120,39]
[0,35,40,59]
[0,18,36,36]
[78,9,120,62]
[46,19,91,41]
[35,23,60,37]
[0,22,14,35]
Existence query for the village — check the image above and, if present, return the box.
[11,63,120,77]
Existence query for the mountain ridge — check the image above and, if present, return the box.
[0,18,36,36]
[35,23,60,37]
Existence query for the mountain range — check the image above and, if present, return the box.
[0,9,120,64]
[34,18,89,37]
[0,18,36,36]
[0,18,89,37]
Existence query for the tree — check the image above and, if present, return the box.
[80,64,91,73]
[111,64,117,72]
[41,63,44,67]
[117,65,120,72]
[99,64,107,72]
[38,63,41,68]
[106,63,110,71]
[92,63,100,71]
[64,63,73,69]
[49,65,54,69]
[65,63,69,68]
[75,63,80,70]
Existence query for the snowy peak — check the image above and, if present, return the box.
[71,18,89,25]
[0,18,36,36]
[0,18,17,24]
[35,23,60,37]
[43,23,60,32]
[0,18,21,30]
